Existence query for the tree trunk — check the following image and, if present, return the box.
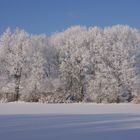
[14,67,22,101]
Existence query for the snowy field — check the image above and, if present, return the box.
[0,103,140,140]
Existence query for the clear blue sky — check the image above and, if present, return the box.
[0,0,140,35]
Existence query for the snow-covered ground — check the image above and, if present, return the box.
[0,103,140,140]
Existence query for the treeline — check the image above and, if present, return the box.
[0,25,140,103]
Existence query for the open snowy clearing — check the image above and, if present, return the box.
[0,103,140,140]
[0,103,140,115]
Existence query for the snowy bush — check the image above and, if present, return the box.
[0,92,17,102]
[132,95,140,104]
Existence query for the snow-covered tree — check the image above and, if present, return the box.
[0,25,140,103]
[0,28,30,101]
